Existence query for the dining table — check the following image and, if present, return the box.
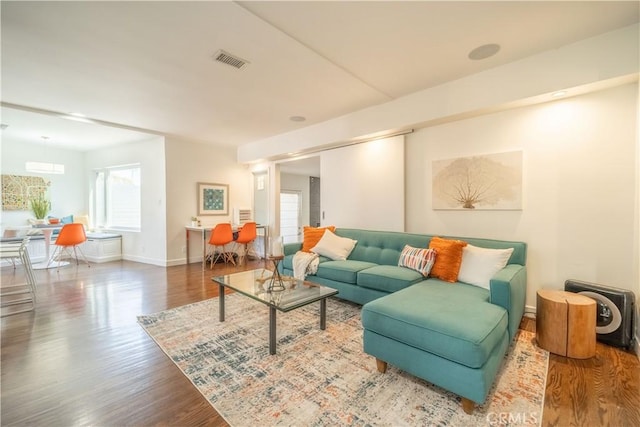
[30,224,68,270]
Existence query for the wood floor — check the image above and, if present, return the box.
[2,260,639,426]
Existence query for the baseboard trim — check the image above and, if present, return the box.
[122,255,166,267]
[165,257,204,267]
[524,304,536,319]
[85,255,122,263]
[165,259,184,267]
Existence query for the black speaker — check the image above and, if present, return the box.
[564,280,635,349]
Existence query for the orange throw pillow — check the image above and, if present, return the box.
[302,226,336,252]
[428,237,467,283]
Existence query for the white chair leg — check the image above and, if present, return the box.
[224,244,236,266]
[47,245,61,268]
[72,245,90,267]
[210,245,223,269]
[49,246,69,270]
[239,241,255,266]
[221,244,229,265]
[245,241,254,264]
[238,243,248,266]
[55,247,70,271]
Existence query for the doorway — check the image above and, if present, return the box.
[280,190,302,244]
[309,176,321,227]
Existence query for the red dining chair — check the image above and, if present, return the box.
[234,222,257,266]
[207,223,235,268]
[48,223,90,270]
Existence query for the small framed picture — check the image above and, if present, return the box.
[197,182,229,216]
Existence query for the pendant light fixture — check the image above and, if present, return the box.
[25,136,65,174]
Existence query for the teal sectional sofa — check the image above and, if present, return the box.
[280,228,527,414]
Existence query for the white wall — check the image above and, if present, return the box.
[164,138,253,266]
[84,137,167,266]
[406,83,638,311]
[321,135,404,231]
[1,139,85,227]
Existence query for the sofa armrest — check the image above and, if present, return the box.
[489,264,527,341]
[283,242,302,256]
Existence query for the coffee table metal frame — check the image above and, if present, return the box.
[212,268,338,355]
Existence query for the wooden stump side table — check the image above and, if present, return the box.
[536,289,596,359]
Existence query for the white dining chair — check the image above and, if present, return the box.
[1,237,38,316]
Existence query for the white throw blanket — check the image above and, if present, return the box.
[292,251,319,280]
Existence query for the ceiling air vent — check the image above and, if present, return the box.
[213,50,249,70]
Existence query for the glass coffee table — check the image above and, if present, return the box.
[211,269,339,355]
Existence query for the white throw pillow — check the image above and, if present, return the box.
[457,244,514,290]
[311,229,357,261]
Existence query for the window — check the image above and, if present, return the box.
[95,164,141,231]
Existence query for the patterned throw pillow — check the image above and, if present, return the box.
[397,245,437,277]
[428,237,468,283]
[302,226,336,252]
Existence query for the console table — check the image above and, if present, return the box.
[185,224,267,267]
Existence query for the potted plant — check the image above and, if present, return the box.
[30,195,51,223]
[191,216,198,227]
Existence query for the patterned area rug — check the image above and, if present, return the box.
[138,294,548,426]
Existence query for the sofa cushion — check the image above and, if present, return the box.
[282,253,331,273]
[282,254,295,271]
[428,237,467,283]
[61,214,74,224]
[302,226,335,252]
[335,229,431,266]
[357,265,424,293]
[458,244,514,290]
[311,230,357,261]
[315,260,377,284]
[361,280,508,369]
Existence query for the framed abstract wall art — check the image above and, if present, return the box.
[432,151,522,210]
[1,174,50,211]
[197,182,229,215]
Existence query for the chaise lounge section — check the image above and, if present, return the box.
[280,228,527,413]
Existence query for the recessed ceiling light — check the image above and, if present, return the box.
[468,44,501,60]
[289,116,306,122]
[552,91,567,98]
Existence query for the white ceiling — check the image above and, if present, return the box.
[1,1,638,152]
[0,106,156,151]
